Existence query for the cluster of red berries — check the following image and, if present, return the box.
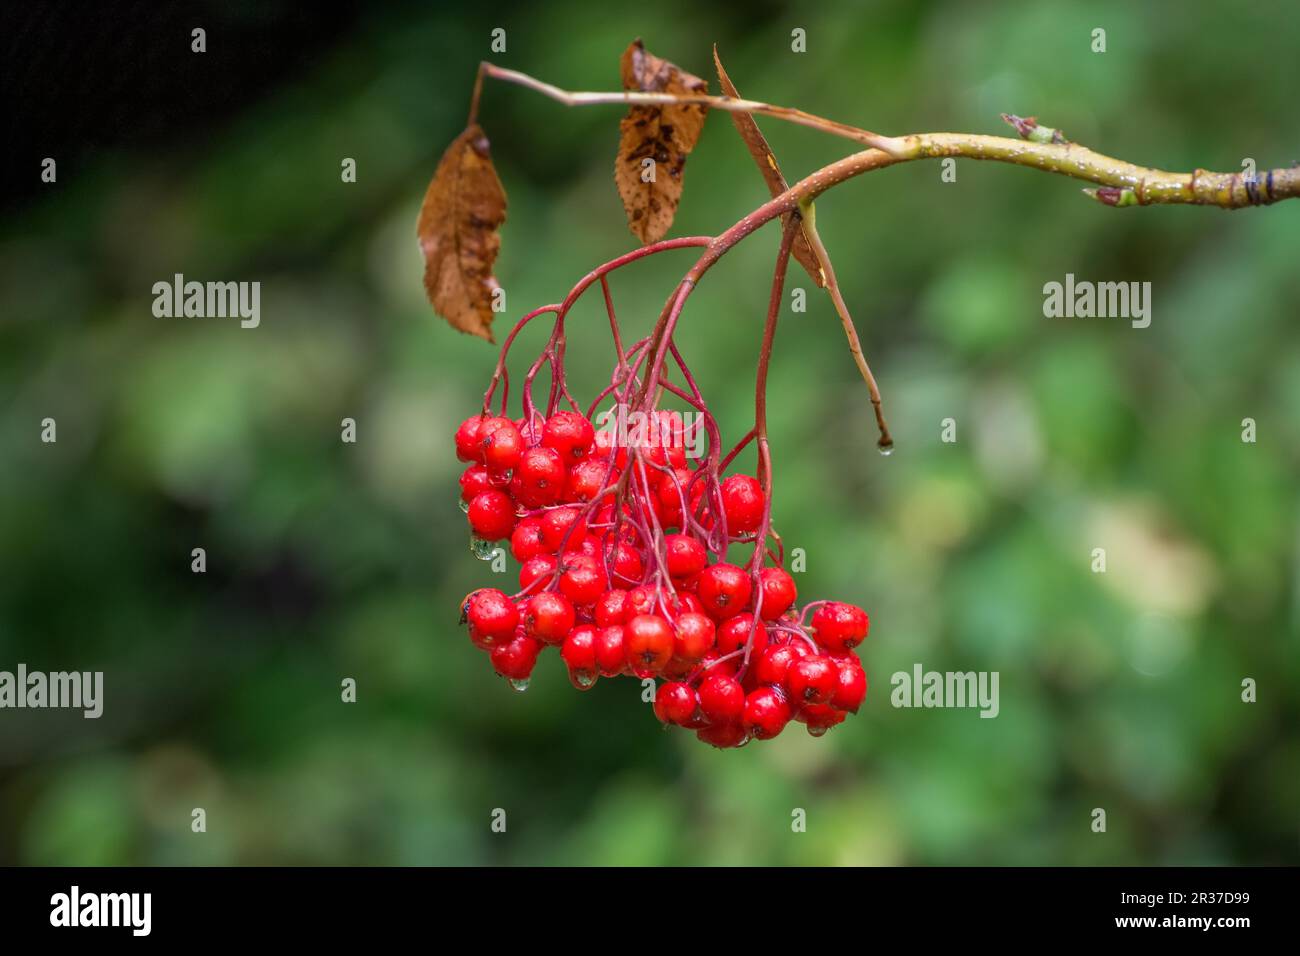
[454,408,869,748]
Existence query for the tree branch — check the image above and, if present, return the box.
[481,62,1300,209]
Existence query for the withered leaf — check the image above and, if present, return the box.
[417,123,507,341]
[615,39,709,244]
[713,46,823,287]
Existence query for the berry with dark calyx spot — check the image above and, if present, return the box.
[786,654,837,706]
[754,567,797,620]
[558,554,604,607]
[510,516,548,562]
[542,410,596,463]
[561,625,599,689]
[715,613,767,658]
[664,533,707,579]
[468,489,516,541]
[478,417,525,473]
[671,611,716,663]
[523,592,576,645]
[743,686,792,739]
[455,416,485,462]
[515,446,567,507]
[696,563,753,620]
[566,457,612,503]
[697,672,746,724]
[830,657,867,713]
[594,625,628,677]
[490,633,542,682]
[624,614,674,677]
[653,681,698,725]
[720,474,765,534]
[462,588,519,645]
[811,602,870,652]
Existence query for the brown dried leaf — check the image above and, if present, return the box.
[713,46,823,287]
[417,123,507,341]
[615,39,709,244]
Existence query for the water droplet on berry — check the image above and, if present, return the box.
[469,536,496,560]
[807,724,828,737]
[575,672,597,689]
[458,498,470,514]
[508,677,530,693]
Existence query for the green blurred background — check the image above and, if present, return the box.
[2,0,1298,865]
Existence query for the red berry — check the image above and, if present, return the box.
[696,721,749,749]
[468,489,516,541]
[478,417,525,473]
[454,415,484,463]
[715,613,767,658]
[624,614,674,677]
[696,563,753,620]
[743,686,792,739]
[594,589,630,627]
[518,554,558,593]
[490,633,541,681]
[672,612,716,663]
[561,625,599,689]
[461,588,519,645]
[510,516,548,562]
[697,672,745,724]
[697,650,738,678]
[523,592,576,645]
[593,427,628,470]
[542,410,595,463]
[754,567,797,620]
[664,533,707,579]
[653,467,693,528]
[459,464,494,503]
[830,657,867,713]
[653,681,698,725]
[540,506,587,553]
[594,625,628,677]
[626,585,658,618]
[514,446,567,507]
[754,643,805,686]
[558,554,604,607]
[720,474,765,534]
[786,654,837,706]
[665,591,706,620]
[811,602,870,652]
[797,703,846,736]
[566,457,612,503]
[608,542,644,588]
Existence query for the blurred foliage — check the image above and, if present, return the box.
[1,0,1298,866]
